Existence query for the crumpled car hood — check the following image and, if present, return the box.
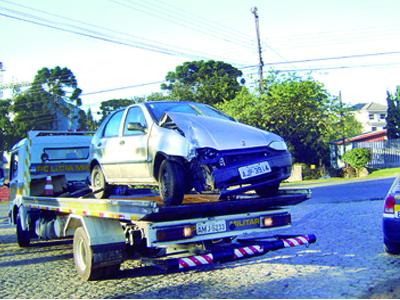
[163,112,283,151]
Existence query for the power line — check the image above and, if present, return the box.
[266,50,400,66]
[150,0,255,44]
[82,80,166,96]
[0,0,248,65]
[0,6,250,66]
[110,0,256,50]
[275,61,400,73]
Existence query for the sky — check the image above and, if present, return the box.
[2,0,400,117]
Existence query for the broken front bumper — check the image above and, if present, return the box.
[195,146,292,197]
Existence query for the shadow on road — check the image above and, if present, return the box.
[0,253,73,268]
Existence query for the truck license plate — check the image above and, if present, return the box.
[196,220,227,235]
[238,161,271,179]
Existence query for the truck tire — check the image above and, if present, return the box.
[255,184,280,197]
[73,227,120,281]
[158,160,185,206]
[73,227,103,281]
[91,165,110,199]
[16,212,30,247]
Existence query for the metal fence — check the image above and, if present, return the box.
[354,139,400,169]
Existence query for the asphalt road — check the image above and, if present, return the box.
[0,178,399,298]
[305,177,395,204]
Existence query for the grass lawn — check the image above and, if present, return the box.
[283,167,400,187]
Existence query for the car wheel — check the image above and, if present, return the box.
[255,184,280,197]
[158,160,185,206]
[91,165,110,199]
[384,238,400,255]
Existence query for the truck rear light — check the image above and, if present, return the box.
[260,213,291,228]
[156,225,194,242]
[384,194,396,214]
[262,217,273,227]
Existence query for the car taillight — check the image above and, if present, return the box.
[384,194,395,214]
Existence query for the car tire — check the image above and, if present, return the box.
[255,184,280,197]
[91,165,110,199]
[158,159,185,206]
[384,239,400,255]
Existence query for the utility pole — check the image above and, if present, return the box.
[339,91,346,155]
[251,7,264,94]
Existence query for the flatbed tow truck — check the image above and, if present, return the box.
[3,131,316,281]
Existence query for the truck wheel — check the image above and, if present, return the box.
[158,160,185,206]
[73,227,103,281]
[16,212,30,247]
[91,165,110,199]
[255,184,280,197]
[384,239,400,255]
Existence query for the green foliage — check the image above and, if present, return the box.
[86,109,98,131]
[218,72,362,166]
[161,60,244,105]
[386,87,400,139]
[98,98,136,122]
[342,148,372,176]
[0,99,17,152]
[12,66,83,139]
[146,92,171,101]
[13,88,55,135]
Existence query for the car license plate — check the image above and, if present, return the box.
[196,220,227,235]
[238,161,271,179]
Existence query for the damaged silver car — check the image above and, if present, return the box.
[89,101,292,205]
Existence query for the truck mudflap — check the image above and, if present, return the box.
[156,234,316,271]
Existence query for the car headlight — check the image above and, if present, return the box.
[268,141,288,151]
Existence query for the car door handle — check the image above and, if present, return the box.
[120,140,125,145]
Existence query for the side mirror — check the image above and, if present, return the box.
[127,122,146,132]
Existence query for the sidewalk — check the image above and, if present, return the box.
[283,175,397,189]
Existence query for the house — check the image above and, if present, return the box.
[352,102,387,133]
[330,130,387,168]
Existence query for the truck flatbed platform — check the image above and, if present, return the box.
[24,188,310,222]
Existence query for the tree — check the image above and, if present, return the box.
[98,98,137,122]
[218,73,362,166]
[0,99,17,152]
[12,66,83,138]
[86,108,98,131]
[161,60,244,105]
[386,87,400,139]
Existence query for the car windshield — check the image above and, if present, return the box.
[146,102,234,123]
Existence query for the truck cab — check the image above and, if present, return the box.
[5,131,93,221]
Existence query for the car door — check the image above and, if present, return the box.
[96,110,124,181]
[118,106,153,183]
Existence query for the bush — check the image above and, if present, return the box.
[342,148,372,177]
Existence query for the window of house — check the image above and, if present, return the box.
[380,113,386,120]
[371,126,377,131]
[369,113,374,120]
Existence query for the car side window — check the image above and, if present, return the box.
[123,107,147,136]
[103,110,124,138]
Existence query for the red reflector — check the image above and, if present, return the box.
[384,194,395,214]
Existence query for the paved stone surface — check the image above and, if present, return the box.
[1,198,400,299]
